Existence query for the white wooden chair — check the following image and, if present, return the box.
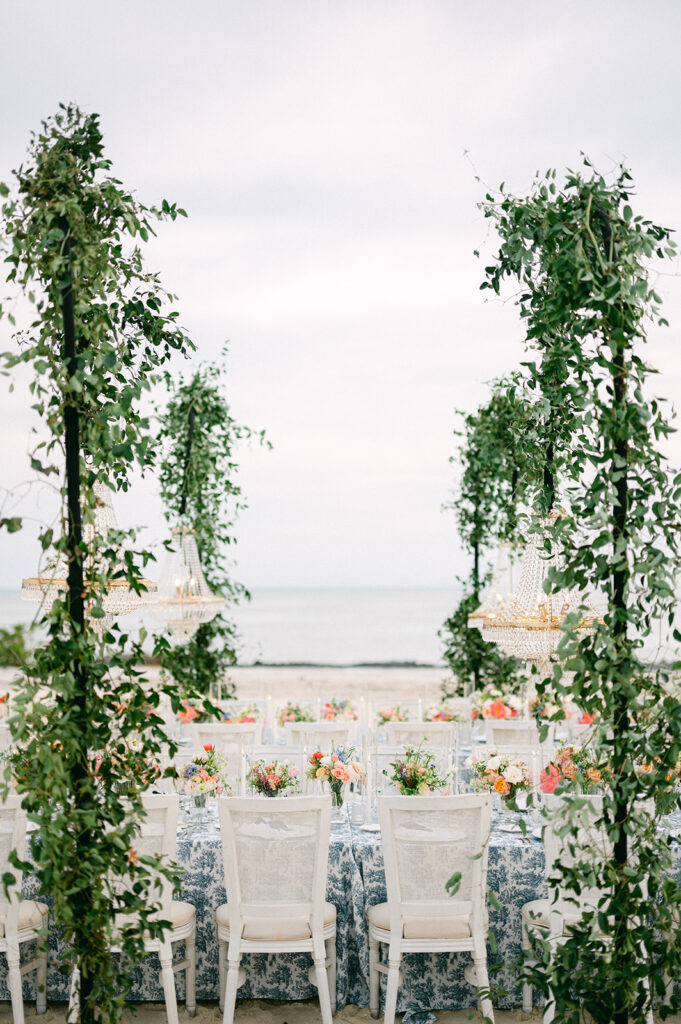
[384,721,453,751]
[188,721,263,751]
[369,794,494,1024]
[216,795,336,1024]
[284,720,353,750]
[484,718,541,748]
[69,794,196,1024]
[521,794,654,1023]
[0,796,48,1024]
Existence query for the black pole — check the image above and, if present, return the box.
[596,205,629,1024]
[179,405,196,518]
[60,219,94,1021]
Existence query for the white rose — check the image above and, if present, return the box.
[505,764,522,784]
[486,756,501,771]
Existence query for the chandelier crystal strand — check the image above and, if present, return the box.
[467,541,520,631]
[21,481,157,619]
[481,512,598,666]
[152,525,224,639]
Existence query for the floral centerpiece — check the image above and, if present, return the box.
[540,744,605,793]
[376,704,410,726]
[483,694,523,719]
[529,694,567,725]
[384,746,449,795]
[307,745,365,809]
[424,702,465,723]
[467,749,531,806]
[277,701,315,727]
[322,698,358,722]
[222,703,260,723]
[248,759,300,797]
[94,740,162,794]
[175,747,230,805]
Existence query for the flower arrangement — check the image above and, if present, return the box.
[322,698,358,722]
[376,704,410,726]
[307,744,365,808]
[467,749,531,803]
[248,759,300,797]
[222,703,260,723]
[424,702,465,723]
[175,747,230,797]
[470,688,523,720]
[384,745,449,795]
[539,744,605,794]
[277,701,315,727]
[529,694,567,725]
[94,740,162,793]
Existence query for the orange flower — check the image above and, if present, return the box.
[586,768,602,783]
[127,847,139,865]
[494,777,509,794]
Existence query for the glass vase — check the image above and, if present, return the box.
[330,785,345,824]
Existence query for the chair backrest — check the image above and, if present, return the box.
[188,721,263,750]
[384,721,453,750]
[542,793,608,915]
[484,718,540,748]
[378,794,491,935]
[284,721,353,749]
[371,744,451,797]
[217,795,331,939]
[0,797,27,935]
[114,793,179,925]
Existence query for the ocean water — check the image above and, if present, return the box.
[0,587,461,667]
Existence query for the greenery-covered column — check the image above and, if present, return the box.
[0,105,193,1022]
[157,352,268,697]
[482,164,681,1024]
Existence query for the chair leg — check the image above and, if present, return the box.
[7,951,24,1024]
[521,921,534,1014]
[314,958,333,1024]
[36,942,48,1014]
[218,940,228,1013]
[185,931,197,1017]
[384,958,401,1024]
[159,951,179,1024]
[67,967,79,1024]
[325,935,337,1014]
[223,958,242,1024]
[473,955,495,1024]
[369,936,380,1019]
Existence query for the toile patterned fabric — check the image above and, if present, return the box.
[0,803,551,1011]
[9,805,680,1011]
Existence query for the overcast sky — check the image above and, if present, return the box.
[2,0,681,591]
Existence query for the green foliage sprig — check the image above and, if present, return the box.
[481,160,681,1023]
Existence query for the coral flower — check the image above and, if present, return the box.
[540,765,560,794]
[578,712,595,725]
[494,777,509,795]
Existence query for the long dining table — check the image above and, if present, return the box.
[4,803,552,1013]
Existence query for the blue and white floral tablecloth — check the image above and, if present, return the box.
[0,805,551,1012]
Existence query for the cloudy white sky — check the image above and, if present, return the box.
[2,0,681,591]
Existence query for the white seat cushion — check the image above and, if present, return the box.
[0,900,48,938]
[368,902,474,940]
[113,900,195,938]
[216,902,336,941]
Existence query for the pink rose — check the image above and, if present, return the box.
[540,765,560,794]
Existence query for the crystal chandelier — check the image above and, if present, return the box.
[468,541,519,631]
[151,525,224,639]
[21,482,157,623]
[481,513,597,665]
